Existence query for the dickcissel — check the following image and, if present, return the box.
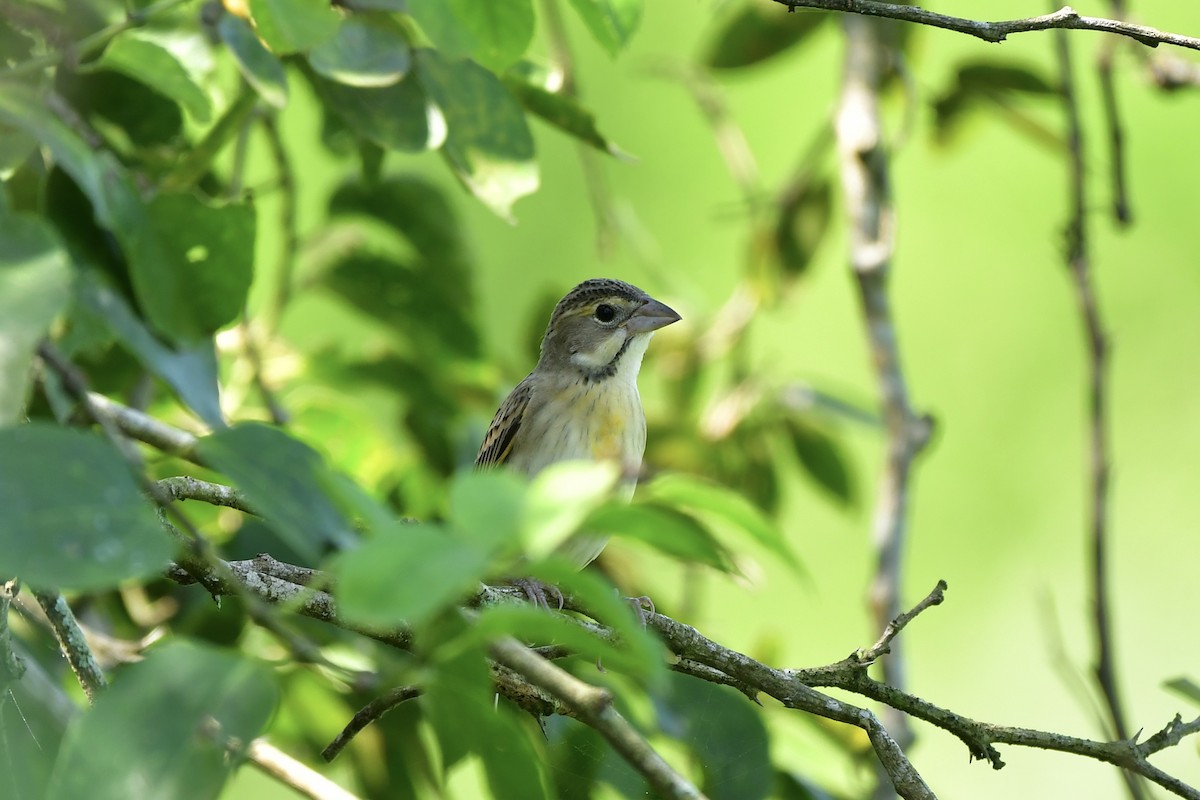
[476,278,681,567]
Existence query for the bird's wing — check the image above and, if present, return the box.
[475,374,535,468]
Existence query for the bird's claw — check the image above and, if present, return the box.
[509,577,564,610]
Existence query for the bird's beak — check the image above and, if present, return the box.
[626,298,681,334]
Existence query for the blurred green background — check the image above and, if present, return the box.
[235,1,1200,796]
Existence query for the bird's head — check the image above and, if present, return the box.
[538,278,681,382]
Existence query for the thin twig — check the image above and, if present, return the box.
[248,738,361,800]
[158,476,255,514]
[772,2,1200,52]
[1097,0,1131,224]
[321,686,423,762]
[0,579,26,692]
[856,580,946,665]
[84,392,201,460]
[32,591,106,703]
[835,13,929,785]
[1054,25,1143,800]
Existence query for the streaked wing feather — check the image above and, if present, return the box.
[475,375,535,468]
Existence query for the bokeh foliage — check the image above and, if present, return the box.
[2,0,1199,798]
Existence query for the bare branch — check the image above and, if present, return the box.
[32,590,106,703]
[247,739,361,800]
[772,2,1200,52]
[321,686,422,763]
[158,476,255,514]
[83,392,201,461]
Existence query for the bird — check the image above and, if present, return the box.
[476,278,681,568]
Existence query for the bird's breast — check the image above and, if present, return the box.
[510,377,647,479]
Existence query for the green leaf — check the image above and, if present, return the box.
[0,424,172,591]
[196,423,359,560]
[143,192,257,334]
[640,473,800,570]
[246,0,339,54]
[309,15,411,88]
[311,70,434,152]
[503,73,630,158]
[415,50,538,221]
[90,35,213,123]
[566,0,642,56]
[773,177,832,279]
[522,461,620,558]
[1165,677,1200,707]
[333,523,491,628]
[449,469,526,553]
[408,0,534,73]
[422,637,548,795]
[656,672,771,800]
[784,417,855,505]
[0,85,253,342]
[74,272,225,428]
[588,503,733,571]
[47,641,277,800]
[218,12,289,108]
[933,61,1058,145]
[703,2,828,70]
[0,212,71,426]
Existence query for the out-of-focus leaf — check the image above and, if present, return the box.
[933,61,1058,145]
[311,70,435,153]
[0,424,171,591]
[333,522,490,628]
[58,70,184,148]
[503,73,630,158]
[704,2,828,70]
[245,0,338,54]
[656,672,771,800]
[309,15,411,88]
[1165,677,1200,707]
[776,770,839,800]
[774,177,831,278]
[422,637,548,795]
[408,0,534,73]
[449,469,526,553]
[218,12,288,107]
[74,272,225,427]
[566,0,642,57]
[589,503,733,571]
[522,461,620,558]
[196,423,358,560]
[88,34,212,122]
[641,472,800,570]
[546,717,606,799]
[0,212,71,426]
[0,85,251,343]
[143,192,257,334]
[785,417,855,505]
[47,641,277,800]
[415,49,537,221]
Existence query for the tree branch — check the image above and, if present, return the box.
[489,636,707,800]
[772,2,1200,52]
[32,590,107,704]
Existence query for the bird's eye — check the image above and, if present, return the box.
[594,304,616,323]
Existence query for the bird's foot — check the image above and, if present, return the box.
[507,577,564,610]
[626,594,655,626]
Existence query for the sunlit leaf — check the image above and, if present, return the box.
[522,460,620,558]
[449,469,526,553]
[0,212,71,426]
[311,70,435,153]
[218,11,289,107]
[196,422,359,560]
[309,15,411,88]
[89,35,213,122]
[246,0,338,54]
[503,73,630,158]
[704,2,828,70]
[408,0,534,73]
[566,0,642,56]
[47,641,277,800]
[589,503,733,571]
[416,49,537,220]
[0,424,172,591]
[641,473,799,570]
[333,522,490,628]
